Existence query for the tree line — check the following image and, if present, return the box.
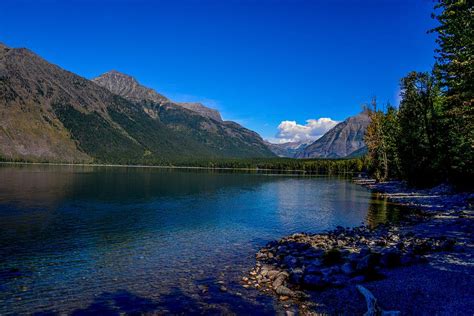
[170,157,366,175]
[364,0,473,189]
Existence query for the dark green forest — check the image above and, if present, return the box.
[0,155,366,175]
[169,157,365,174]
[364,0,473,188]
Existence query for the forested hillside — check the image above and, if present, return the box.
[0,44,274,163]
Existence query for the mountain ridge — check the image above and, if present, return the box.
[265,141,309,158]
[0,43,274,163]
[296,111,370,158]
[92,71,223,122]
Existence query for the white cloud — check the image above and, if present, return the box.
[271,117,338,144]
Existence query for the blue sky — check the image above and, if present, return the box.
[0,0,438,142]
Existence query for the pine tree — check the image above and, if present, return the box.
[431,0,474,187]
[397,72,444,186]
[383,105,401,179]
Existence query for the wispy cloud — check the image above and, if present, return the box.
[268,117,338,144]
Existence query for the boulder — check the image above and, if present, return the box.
[322,248,343,266]
[302,275,327,290]
[289,268,304,284]
[283,255,299,269]
[305,264,321,275]
[356,254,380,273]
[380,250,401,268]
[341,262,355,275]
[267,270,281,280]
[275,285,296,297]
[272,272,288,288]
[350,275,366,283]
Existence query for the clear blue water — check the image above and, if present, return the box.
[0,165,398,314]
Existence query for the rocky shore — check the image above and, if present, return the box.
[244,180,474,315]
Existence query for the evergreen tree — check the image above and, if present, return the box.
[383,105,401,179]
[431,0,474,187]
[397,72,444,186]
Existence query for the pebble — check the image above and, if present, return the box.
[243,180,473,308]
[245,222,455,299]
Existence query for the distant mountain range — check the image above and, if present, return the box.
[264,141,309,158]
[0,42,369,164]
[266,112,369,159]
[0,43,274,163]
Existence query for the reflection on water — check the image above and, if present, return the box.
[366,194,402,228]
[0,164,401,314]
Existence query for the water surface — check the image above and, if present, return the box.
[0,165,400,314]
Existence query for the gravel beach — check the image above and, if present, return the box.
[244,180,474,315]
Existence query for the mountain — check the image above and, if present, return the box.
[92,71,222,121]
[0,43,274,163]
[296,111,370,158]
[176,102,222,122]
[265,141,309,158]
[91,70,168,104]
[345,145,368,158]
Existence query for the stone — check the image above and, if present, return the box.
[302,249,324,259]
[302,275,327,290]
[256,252,267,260]
[320,267,334,278]
[413,242,431,255]
[331,274,348,287]
[341,262,355,275]
[305,264,321,275]
[277,245,289,254]
[289,268,304,284]
[267,270,280,280]
[359,247,371,256]
[347,252,360,263]
[272,272,288,288]
[197,285,208,293]
[275,285,295,297]
[453,245,465,253]
[283,255,299,269]
[380,250,401,268]
[356,254,380,273]
[400,254,414,266]
[322,248,343,266]
[350,275,365,283]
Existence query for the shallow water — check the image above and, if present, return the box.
[0,165,401,314]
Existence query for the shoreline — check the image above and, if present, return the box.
[244,180,474,315]
[0,160,361,176]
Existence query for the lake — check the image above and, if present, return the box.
[0,165,400,314]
